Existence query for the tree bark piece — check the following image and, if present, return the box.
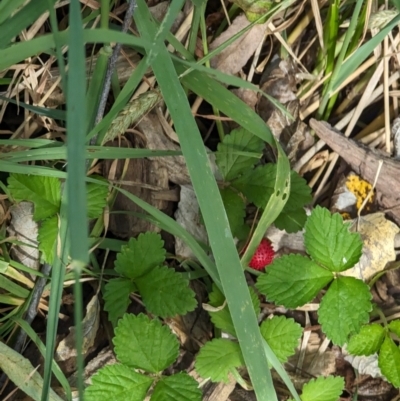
[309,118,400,225]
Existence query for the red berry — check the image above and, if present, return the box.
[248,238,275,270]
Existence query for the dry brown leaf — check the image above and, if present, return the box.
[7,202,39,271]
[210,14,268,76]
[68,347,116,389]
[175,185,208,259]
[137,112,191,185]
[257,58,299,140]
[55,295,100,362]
[343,213,400,281]
[344,352,383,379]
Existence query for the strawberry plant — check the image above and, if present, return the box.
[197,284,302,369]
[85,313,202,401]
[103,232,197,326]
[215,127,312,237]
[255,205,400,387]
[7,173,108,264]
[196,283,345,401]
[287,376,345,401]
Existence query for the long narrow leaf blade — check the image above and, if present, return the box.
[134,1,276,399]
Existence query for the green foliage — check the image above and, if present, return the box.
[103,278,137,327]
[256,254,333,307]
[115,232,166,279]
[208,283,260,337]
[37,216,58,265]
[219,187,246,239]
[114,314,179,372]
[389,320,400,337]
[216,127,264,181]
[254,205,400,387]
[85,313,201,401]
[299,376,344,401]
[195,338,245,383]
[347,323,385,355]
[85,365,153,401]
[7,173,107,264]
[345,319,400,387]
[197,286,302,385]
[304,207,363,272]
[259,316,302,363]
[136,266,197,317]
[215,128,312,234]
[256,206,372,346]
[86,179,109,219]
[150,373,202,401]
[379,336,400,387]
[318,277,371,345]
[104,232,196,326]
[8,174,61,221]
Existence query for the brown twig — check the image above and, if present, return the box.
[310,118,400,225]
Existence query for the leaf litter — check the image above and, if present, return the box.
[2,0,400,400]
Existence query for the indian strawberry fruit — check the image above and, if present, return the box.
[249,238,275,270]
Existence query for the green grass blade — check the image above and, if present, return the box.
[187,4,202,54]
[13,318,72,401]
[176,62,275,144]
[85,46,112,132]
[0,0,28,25]
[150,0,185,54]
[0,147,181,163]
[0,275,29,298]
[42,208,68,401]
[47,0,67,94]
[180,0,294,74]
[0,0,58,49]
[318,0,363,117]
[65,2,87,399]
[134,1,277,399]
[0,95,66,120]
[66,1,88,262]
[90,56,149,144]
[331,10,400,94]
[0,29,151,70]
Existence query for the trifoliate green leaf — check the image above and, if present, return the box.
[85,364,153,401]
[8,174,60,221]
[379,336,400,387]
[233,166,311,232]
[151,373,202,401]
[114,313,179,373]
[260,316,302,363]
[300,376,344,401]
[318,277,372,346]
[195,339,244,383]
[232,164,275,208]
[136,266,196,318]
[347,324,385,355]
[283,171,312,211]
[87,178,108,219]
[216,127,264,181]
[274,208,307,233]
[103,278,136,327]
[274,172,311,232]
[208,284,260,337]
[388,320,400,337]
[256,255,333,308]
[38,216,57,264]
[305,206,363,272]
[115,232,166,279]
[220,187,246,238]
